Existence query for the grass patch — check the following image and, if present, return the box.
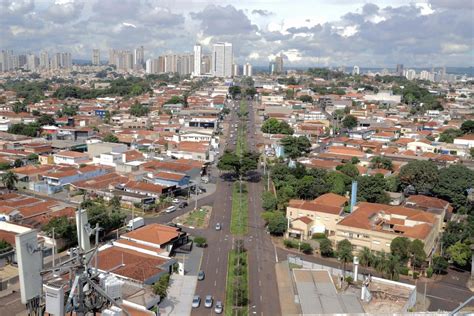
[225,249,249,316]
[183,208,208,227]
[231,182,248,235]
[236,100,248,157]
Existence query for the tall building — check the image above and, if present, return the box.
[27,54,38,71]
[146,58,161,74]
[275,54,284,74]
[352,65,360,75]
[92,49,100,65]
[201,55,211,74]
[212,42,233,77]
[134,46,144,67]
[108,49,117,65]
[61,52,72,69]
[177,54,194,76]
[405,69,416,80]
[269,61,276,74]
[39,51,49,70]
[396,64,404,76]
[243,63,252,77]
[193,44,202,76]
[116,51,134,72]
[232,63,239,77]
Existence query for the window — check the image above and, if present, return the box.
[363,234,370,238]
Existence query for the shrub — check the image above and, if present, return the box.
[413,272,419,279]
[345,276,353,284]
[194,236,207,247]
[399,266,409,276]
[426,267,433,278]
[284,239,297,249]
[300,242,313,254]
[312,233,326,240]
[319,238,334,257]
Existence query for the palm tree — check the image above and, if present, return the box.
[384,254,401,280]
[373,251,387,274]
[358,247,373,267]
[337,239,353,276]
[1,171,18,191]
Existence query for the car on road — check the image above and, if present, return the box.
[198,270,205,280]
[192,296,200,308]
[179,201,188,209]
[214,301,223,314]
[215,223,221,231]
[164,205,177,213]
[199,186,207,193]
[172,198,180,204]
[204,295,213,308]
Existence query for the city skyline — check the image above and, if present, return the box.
[0,0,472,67]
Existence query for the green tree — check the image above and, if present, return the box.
[358,247,373,267]
[228,86,242,99]
[245,87,257,98]
[433,165,474,213]
[342,115,358,129]
[217,150,241,174]
[441,218,474,250]
[262,191,278,211]
[357,174,389,204]
[439,128,463,143]
[399,160,439,194]
[373,251,388,273]
[109,196,121,209]
[319,238,334,257]
[152,273,170,298]
[267,212,287,235]
[460,120,474,134]
[0,239,12,251]
[295,175,329,200]
[13,159,23,168]
[370,156,393,170]
[37,114,55,126]
[12,101,27,114]
[299,95,313,103]
[325,171,351,195]
[103,133,119,143]
[129,101,150,117]
[409,239,426,268]
[390,237,411,263]
[280,136,311,159]
[261,118,294,135]
[43,216,77,245]
[447,241,471,267]
[384,254,401,280]
[1,171,18,190]
[336,163,359,178]
[350,157,360,164]
[432,256,449,274]
[337,239,353,274]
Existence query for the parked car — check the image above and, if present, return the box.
[214,301,223,314]
[204,295,213,308]
[199,186,207,193]
[192,296,200,308]
[172,198,180,204]
[215,223,221,231]
[179,201,188,209]
[198,270,205,281]
[165,205,177,213]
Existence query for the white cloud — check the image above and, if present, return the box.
[122,22,137,28]
[441,42,470,54]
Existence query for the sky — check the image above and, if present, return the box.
[1,0,473,67]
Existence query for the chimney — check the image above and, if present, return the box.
[350,180,358,212]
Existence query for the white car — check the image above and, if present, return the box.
[214,301,223,314]
[165,205,177,213]
[192,295,200,308]
[172,198,180,204]
[204,295,213,308]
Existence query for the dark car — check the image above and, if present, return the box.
[179,201,188,208]
[198,270,205,281]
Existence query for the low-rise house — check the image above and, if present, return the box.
[454,134,474,148]
[286,193,348,240]
[40,165,110,194]
[53,151,89,165]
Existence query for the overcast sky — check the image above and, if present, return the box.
[1,0,473,67]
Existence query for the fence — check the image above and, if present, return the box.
[288,255,365,282]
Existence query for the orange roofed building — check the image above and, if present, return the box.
[335,202,440,255]
[286,193,349,239]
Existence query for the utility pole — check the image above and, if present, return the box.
[52,227,55,269]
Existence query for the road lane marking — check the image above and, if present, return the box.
[216,268,218,274]
[214,280,217,286]
[260,295,262,302]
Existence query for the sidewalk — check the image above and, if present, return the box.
[275,261,300,316]
[158,275,197,316]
